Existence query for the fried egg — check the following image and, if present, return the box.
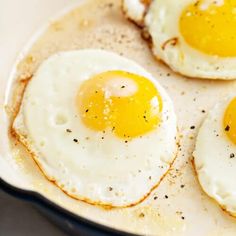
[13,49,178,208]
[194,96,236,216]
[123,0,236,79]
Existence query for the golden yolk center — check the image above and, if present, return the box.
[76,70,163,138]
[179,0,236,57]
[224,97,236,144]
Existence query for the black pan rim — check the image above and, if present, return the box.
[0,177,140,236]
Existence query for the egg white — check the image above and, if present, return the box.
[194,96,236,216]
[123,0,146,24]
[123,0,236,79]
[13,49,178,207]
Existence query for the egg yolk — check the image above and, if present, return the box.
[224,97,236,144]
[179,0,236,57]
[76,70,162,138]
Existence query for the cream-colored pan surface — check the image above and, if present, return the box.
[1,0,236,235]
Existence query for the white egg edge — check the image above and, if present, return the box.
[193,95,236,216]
[122,0,146,24]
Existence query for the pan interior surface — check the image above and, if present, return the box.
[1,0,236,235]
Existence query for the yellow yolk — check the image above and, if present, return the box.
[179,0,236,57]
[224,97,236,144]
[76,71,162,138]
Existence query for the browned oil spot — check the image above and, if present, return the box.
[141,27,151,40]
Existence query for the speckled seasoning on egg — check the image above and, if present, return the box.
[123,0,236,79]
[12,49,178,208]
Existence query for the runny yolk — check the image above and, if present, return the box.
[224,97,236,144]
[179,0,236,57]
[76,70,162,138]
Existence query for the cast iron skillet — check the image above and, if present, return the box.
[0,178,139,236]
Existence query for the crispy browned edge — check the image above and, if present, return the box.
[9,73,179,209]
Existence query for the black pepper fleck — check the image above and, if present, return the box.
[164,195,168,199]
[73,139,78,143]
[108,187,113,191]
[190,126,195,130]
[143,115,148,122]
[107,3,113,8]
[121,85,125,88]
[225,125,230,131]
[180,184,185,188]
[66,129,72,133]
[230,153,235,158]
[154,196,158,200]
[194,1,199,7]
[139,213,145,218]
[85,109,89,113]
